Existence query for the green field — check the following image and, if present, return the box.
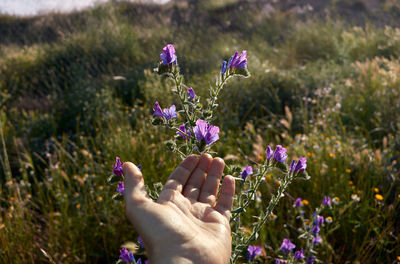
[0,0,399,263]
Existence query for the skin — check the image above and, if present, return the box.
[123,154,235,264]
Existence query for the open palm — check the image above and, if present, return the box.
[123,154,235,264]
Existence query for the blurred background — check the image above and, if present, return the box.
[0,0,399,263]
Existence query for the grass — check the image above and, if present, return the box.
[0,0,399,263]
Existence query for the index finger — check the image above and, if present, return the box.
[161,154,200,193]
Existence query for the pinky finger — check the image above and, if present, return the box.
[215,175,235,220]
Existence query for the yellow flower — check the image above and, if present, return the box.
[326,216,333,223]
[345,169,351,173]
[26,194,32,199]
[76,203,81,209]
[398,194,400,199]
[98,185,104,190]
[373,188,379,193]
[333,197,340,204]
[276,180,281,186]
[302,199,309,206]
[265,175,272,182]
[349,181,354,185]
[397,256,400,261]
[329,153,335,158]
[307,152,312,157]
[332,168,337,172]
[9,206,14,211]
[97,196,103,202]
[269,213,277,220]
[375,194,383,201]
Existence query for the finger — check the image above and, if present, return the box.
[183,153,212,201]
[123,162,152,205]
[215,175,235,220]
[198,157,225,205]
[162,154,199,193]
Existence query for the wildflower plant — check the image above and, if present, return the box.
[108,44,311,263]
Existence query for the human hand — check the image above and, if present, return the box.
[123,154,235,264]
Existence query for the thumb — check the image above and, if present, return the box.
[123,162,151,205]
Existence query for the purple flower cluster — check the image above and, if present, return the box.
[119,247,135,263]
[160,44,177,65]
[221,50,247,75]
[116,181,125,195]
[241,165,253,180]
[289,157,307,174]
[153,102,177,120]
[187,87,195,100]
[193,119,220,145]
[266,145,288,163]
[322,196,332,206]
[279,238,306,262]
[294,197,303,208]
[247,245,262,260]
[112,157,124,176]
[280,238,296,254]
[294,248,305,260]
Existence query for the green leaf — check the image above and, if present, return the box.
[151,118,164,126]
[274,162,288,173]
[295,171,311,180]
[156,62,173,75]
[231,207,245,214]
[107,174,121,185]
[112,192,124,201]
[231,67,251,78]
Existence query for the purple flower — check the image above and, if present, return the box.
[221,60,228,75]
[294,197,303,208]
[294,249,305,260]
[112,157,124,177]
[163,105,177,120]
[247,245,262,260]
[116,181,125,195]
[312,225,320,235]
[313,235,322,245]
[273,145,288,163]
[289,160,296,173]
[153,101,164,117]
[275,260,287,264]
[160,44,177,65]
[153,102,177,120]
[177,124,190,140]
[119,247,135,262]
[294,156,307,173]
[193,119,220,145]
[228,50,247,69]
[241,165,253,180]
[187,87,195,100]
[322,196,332,206]
[280,238,296,254]
[138,165,142,170]
[266,146,273,161]
[138,237,144,248]
[306,256,316,264]
[314,215,324,226]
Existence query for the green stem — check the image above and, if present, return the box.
[231,171,294,263]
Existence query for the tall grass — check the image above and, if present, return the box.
[0,1,399,263]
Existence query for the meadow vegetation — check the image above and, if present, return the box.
[0,0,399,263]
